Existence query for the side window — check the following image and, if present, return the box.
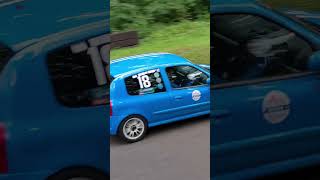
[47,46,107,107]
[166,66,208,88]
[211,14,313,84]
[125,69,166,95]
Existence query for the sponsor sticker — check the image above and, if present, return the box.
[262,90,290,124]
[192,90,201,101]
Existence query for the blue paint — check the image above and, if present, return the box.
[0,0,109,179]
[211,0,320,179]
[110,53,210,135]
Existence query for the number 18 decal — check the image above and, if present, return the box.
[70,33,110,86]
[132,69,160,89]
[137,75,151,89]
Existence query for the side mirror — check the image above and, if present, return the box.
[308,51,320,71]
[206,78,210,85]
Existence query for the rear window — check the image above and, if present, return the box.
[125,69,166,95]
[0,44,13,74]
[47,45,108,107]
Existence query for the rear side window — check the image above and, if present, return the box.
[0,44,13,74]
[125,68,166,95]
[47,46,107,107]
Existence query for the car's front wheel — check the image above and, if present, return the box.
[118,115,147,143]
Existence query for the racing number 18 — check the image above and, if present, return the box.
[70,33,110,86]
[132,69,161,89]
[137,75,151,89]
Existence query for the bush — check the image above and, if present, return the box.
[110,0,208,38]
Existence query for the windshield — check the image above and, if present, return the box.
[198,64,210,72]
[213,14,288,44]
[287,13,320,33]
[260,3,320,35]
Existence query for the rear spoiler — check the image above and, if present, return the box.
[106,31,139,83]
[110,31,139,49]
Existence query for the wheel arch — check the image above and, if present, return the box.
[116,114,149,134]
[47,165,109,180]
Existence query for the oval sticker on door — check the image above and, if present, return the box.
[262,90,290,124]
[192,90,201,101]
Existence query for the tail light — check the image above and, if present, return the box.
[0,123,8,173]
[110,100,112,116]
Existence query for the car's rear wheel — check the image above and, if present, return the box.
[118,115,147,143]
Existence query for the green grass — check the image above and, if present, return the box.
[111,20,210,64]
[263,0,320,11]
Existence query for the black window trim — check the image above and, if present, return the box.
[213,71,317,90]
[0,43,14,75]
[165,65,209,90]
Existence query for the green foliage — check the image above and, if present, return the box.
[110,1,209,64]
[110,0,209,38]
[111,20,210,64]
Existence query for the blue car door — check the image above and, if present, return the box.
[45,41,110,172]
[247,75,320,168]
[164,65,210,119]
[211,13,319,178]
[211,83,263,176]
[124,68,173,125]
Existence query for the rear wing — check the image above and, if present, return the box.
[110,31,139,49]
[107,31,139,82]
[103,31,138,102]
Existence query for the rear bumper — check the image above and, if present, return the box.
[110,115,126,135]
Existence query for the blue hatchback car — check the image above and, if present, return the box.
[212,0,320,179]
[0,1,109,179]
[110,53,210,142]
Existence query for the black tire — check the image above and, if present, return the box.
[48,167,109,180]
[118,115,148,143]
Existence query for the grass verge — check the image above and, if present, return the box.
[111,20,210,64]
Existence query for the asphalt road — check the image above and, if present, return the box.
[110,115,210,180]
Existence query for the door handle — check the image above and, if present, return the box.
[174,96,183,100]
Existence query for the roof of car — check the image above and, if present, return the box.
[110,53,192,77]
[212,0,257,5]
[0,0,109,51]
[210,0,263,14]
[9,19,108,63]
